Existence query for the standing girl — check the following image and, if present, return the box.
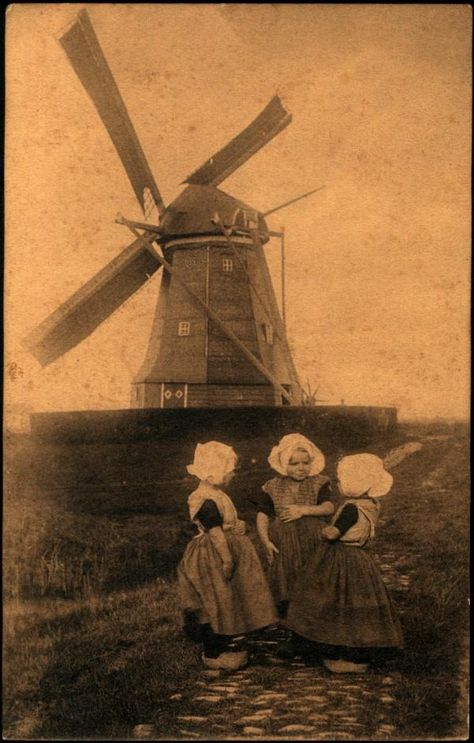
[254,433,336,619]
[286,453,403,672]
[178,441,277,671]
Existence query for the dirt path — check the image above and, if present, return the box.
[154,548,417,740]
[133,435,467,741]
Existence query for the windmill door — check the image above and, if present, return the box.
[162,383,187,408]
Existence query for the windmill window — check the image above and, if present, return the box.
[178,321,191,336]
[262,324,274,345]
[222,257,233,272]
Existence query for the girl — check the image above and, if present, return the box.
[254,433,336,619]
[286,453,404,673]
[177,441,277,671]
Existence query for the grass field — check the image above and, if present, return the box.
[374,425,469,739]
[3,421,469,739]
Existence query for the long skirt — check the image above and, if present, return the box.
[286,541,403,649]
[177,532,277,636]
[267,516,324,606]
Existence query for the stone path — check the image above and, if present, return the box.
[155,547,415,741]
[128,436,468,741]
[141,441,435,740]
[170,637,398,738]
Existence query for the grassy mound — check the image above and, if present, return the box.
[4,480,197,599]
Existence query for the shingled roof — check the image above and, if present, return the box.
[158,185,269,243]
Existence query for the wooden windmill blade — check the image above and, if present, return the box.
[24,10,168,368]
[23,237,162,366]
[59,9,165,217]
[383,442,423,470]
[184,95,292,187]
[302,381,329,405]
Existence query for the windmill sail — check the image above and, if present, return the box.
[59,9,165,217]
[24,239,162,366]
[383,442,423,470]
[184,95,292,187]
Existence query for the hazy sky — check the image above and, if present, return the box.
[6,3,471,422]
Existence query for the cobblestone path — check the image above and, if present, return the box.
[127,436,466,740]
[159,548,419,740]
[145,440,448,740]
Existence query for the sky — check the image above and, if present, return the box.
[5,3,471,425]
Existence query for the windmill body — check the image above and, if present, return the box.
[134,185,299,408]
[24,9,303,410]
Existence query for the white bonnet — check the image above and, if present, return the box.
[187,441,237,485]
[337,453,393,499]
[268,433,325,476]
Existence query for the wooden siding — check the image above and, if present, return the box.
[249,240,302,400]
[188,385,278,407]
[132,383,278,408]
[207,245,267,384]
[136,246,208,383]
[133,237,301,400]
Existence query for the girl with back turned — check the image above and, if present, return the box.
[178,441,277,671]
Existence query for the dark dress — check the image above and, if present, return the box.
[180,500,246,658]
[285,498,403,661]
[253,475,336,610]
[178,486,277,638]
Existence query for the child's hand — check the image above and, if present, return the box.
[264,541,280,565]
[280,505,305,522]
[322,525,341,541]
[222,560,235,581]
[233,519,246,536]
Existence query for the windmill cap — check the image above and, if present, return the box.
[158,185,269,243]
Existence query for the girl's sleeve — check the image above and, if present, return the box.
[194,499,224,530]
[247,480,276,517]
[333,503,359,535]
[316,480,336,504]
[257,492,275,517]
[247,491,275,517]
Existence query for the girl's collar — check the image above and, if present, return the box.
[348,493,377,503]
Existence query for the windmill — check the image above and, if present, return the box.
[24,9,322,410]
[301,380,330,407]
